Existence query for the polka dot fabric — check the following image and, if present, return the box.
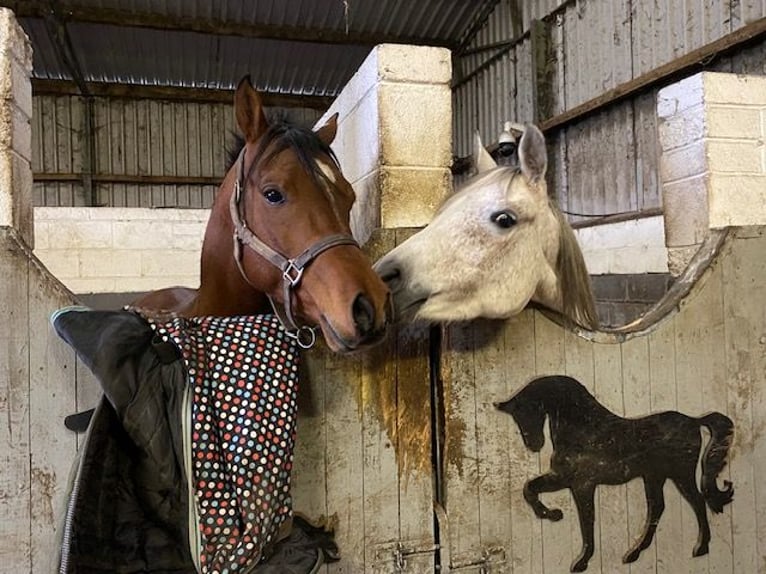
[150,314,300,573]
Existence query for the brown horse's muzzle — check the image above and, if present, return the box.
[299,247,392,352]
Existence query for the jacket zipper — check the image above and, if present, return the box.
[182,382,202,573]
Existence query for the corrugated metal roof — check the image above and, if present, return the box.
[12,0,499,99]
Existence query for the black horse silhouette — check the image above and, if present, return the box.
[495,375,734,572]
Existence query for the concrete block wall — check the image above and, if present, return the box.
[658,71,766,274]
[34,207,207,294]
[574,216,668,275]
[0,9,33,247]
[316,44,453,244]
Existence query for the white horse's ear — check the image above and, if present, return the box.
[473,130,497,173]
[519,123,547,182]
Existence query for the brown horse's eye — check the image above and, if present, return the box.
[490,210,517,229]
[263,187,285,205]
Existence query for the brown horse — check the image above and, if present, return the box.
[132,76,390,352]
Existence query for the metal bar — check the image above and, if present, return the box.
[32,79,333,109]
[568,207,664,229]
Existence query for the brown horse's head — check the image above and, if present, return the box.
[217,76,390,352]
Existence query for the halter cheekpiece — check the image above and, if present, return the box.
[229,146,359,348]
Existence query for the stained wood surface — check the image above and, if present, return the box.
[3,217,765,574]
[292,228,435,573]
[439,227,766,573]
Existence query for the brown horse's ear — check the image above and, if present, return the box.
[235,75,269,143]
[473,130,497,173]
[315,113,338,145]
[518,123,547,183]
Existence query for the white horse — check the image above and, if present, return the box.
[374,124,597,329]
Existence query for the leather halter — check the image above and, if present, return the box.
[229,146,359,348]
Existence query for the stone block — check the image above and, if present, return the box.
[708,173,766,228]
[375,44,452,85]
[378,83,452,168]
[140,250,200,277]
[703,72,766,106]
[706,139,763,174]
[35,249,80,279]
[378,167,451,229]
[113,220,172,249]
[662,174,709,247]
[657,103,705,151]
[47,220,113,250]
[350,171,381,246]
[79,250,142,278]
[581,249,609,275]
[706,106,762,140]
[659,140,707,184]
[335,89,380,183]
[170,221,207,250]
[657,73,703,119]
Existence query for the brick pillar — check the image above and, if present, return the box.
[315,44,453,245]
[658,71,766,275]
[0,9,33,248]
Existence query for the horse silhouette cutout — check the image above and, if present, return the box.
[132,76,390,353]
[496,375,734,572]
[375,125,597,329]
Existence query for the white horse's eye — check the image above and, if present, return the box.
[490,210,518,229]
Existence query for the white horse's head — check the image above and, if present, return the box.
[374,124,597,329]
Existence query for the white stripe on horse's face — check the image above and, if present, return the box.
[317,158,337,185]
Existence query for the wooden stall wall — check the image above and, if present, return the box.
[452,0,766,220]
[31,94,322,208]
[292,229,437,574]
[438,227,765,573]
[0,228,100,574]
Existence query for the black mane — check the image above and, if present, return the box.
[225,120,339,189]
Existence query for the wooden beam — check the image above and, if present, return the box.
[5,0,453,48]
[568,207,664,229]
[32,79,333,109]
[540,16,766,132]
[34,173,223,186]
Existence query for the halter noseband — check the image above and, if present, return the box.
[229,146,359,348]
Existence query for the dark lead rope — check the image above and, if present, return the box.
[229,146,359,348]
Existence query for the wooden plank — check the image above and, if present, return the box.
[647,321,686,574]
[593,343,629,573]
[721,231,763,574]
[674,266,721,574]
[0,240,31,572]
[28,271,79,573]
[324,347,366,573]
[539,17,766,133]
[621,336,658,574]
[534,313,574,573]
[632,91,661,212]
[695,253,732,574]
[504,311,542,574]
[472,318,512,570]
[291,344,329,526]
[440,321,481,567]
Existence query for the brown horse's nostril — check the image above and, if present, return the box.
[352,293,376,338]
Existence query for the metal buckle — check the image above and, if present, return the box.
[285,326,316,349]
[283,261,304,286]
